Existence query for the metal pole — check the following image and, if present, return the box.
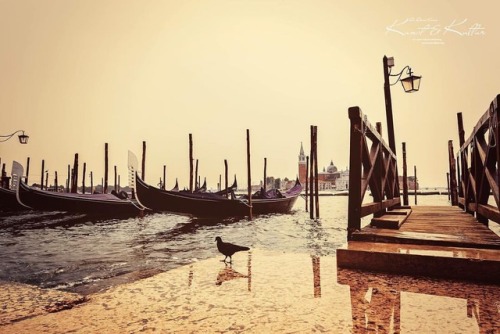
[402,142,409,205]
[383,55,397,155]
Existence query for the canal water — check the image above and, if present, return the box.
[0,195,490,295]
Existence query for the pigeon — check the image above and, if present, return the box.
[215,236,250,263]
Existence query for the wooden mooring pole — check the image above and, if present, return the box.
[66,165,70,193]
[163,165,166,190]
[224,159,228,198]
[40,159,45,190]
[246,129,252,220]
[114,165,117,192]
[309,127,314,218]
[54,171,58,192]
[313,126,319,218]
[82,163,86,194]
[25,157,30,184]
[142,141,146,182]
[104,143,109,194]
[71,153,78,193]
[195,159,199,190]
[402,142,409,206]
[90,171,93,194]
[263,157,267,192]
[189,134,193,192]
[305,155,309,212]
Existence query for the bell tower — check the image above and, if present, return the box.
[298,142,307,184]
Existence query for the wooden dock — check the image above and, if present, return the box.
[340,99,500,283]
[338,206,500,283]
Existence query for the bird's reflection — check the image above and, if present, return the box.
[216,252,252,290]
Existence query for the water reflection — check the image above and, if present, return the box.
[338,268,499,334]
[214,253,252,291]
[311,255,321,298]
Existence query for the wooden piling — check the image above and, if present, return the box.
[67,165,70,193]
[447,172,450,200]
[71,153,79,193]
[104,143,109,194]
[142,141,146,181]
[402,142,409,206]
[189,134,193,192]
[45,172,48,191]
[313,126,319,218]
[224,159,228,198]
[448,140,458,205]
[163,165,166,190]
[246,129,252,220]
[219,174,222,192]
[195,159,199,190]
[25,157,30,184]
[456,112,466,210]
[263,157,267,192]
[309,126,315,219]
[305,155,309,212]
[41,159,45,190]
[414,166,417,205]
[114,165,117,192]
[55,171,58,192]
[90,171,93,194]
[82,163,86,194]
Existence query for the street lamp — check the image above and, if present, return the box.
[383,55,421,155]
[0,130,29,144]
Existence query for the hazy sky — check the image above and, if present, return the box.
[0,0,498,189]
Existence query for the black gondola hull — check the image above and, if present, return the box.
[136,176,301,218]
[17,182,142,217]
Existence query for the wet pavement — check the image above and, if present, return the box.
[1,249,498,333]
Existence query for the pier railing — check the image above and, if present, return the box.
[457,94,500,224]
[347,107,401,238]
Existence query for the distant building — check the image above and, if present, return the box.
[298,143,347,190]
[336,169,350,191]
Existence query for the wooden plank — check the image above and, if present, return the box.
[370,214,408,229]
[360,198,400,217]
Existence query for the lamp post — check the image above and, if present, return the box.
[0,130,29,144]
[383,56,421,155]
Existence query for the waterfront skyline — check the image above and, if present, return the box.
[0,0,498,189]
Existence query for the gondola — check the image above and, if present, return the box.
[0,187,25,211]
[129,155,302,218]
[13,161,144,217]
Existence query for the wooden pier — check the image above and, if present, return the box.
[338,97,500,283]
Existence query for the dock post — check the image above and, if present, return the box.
[45,171,48,191]
[90,171,93,194]
[55,171,58,192]
[448,140,458,205]
[457,113,466,210]
[414,166,417,205]
[348,107,362,239]
[104,143,109,194]
[402,142,409,206]
[246,129,252,220]
[447,172,450,200]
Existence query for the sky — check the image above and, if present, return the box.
[0,0,498,190]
